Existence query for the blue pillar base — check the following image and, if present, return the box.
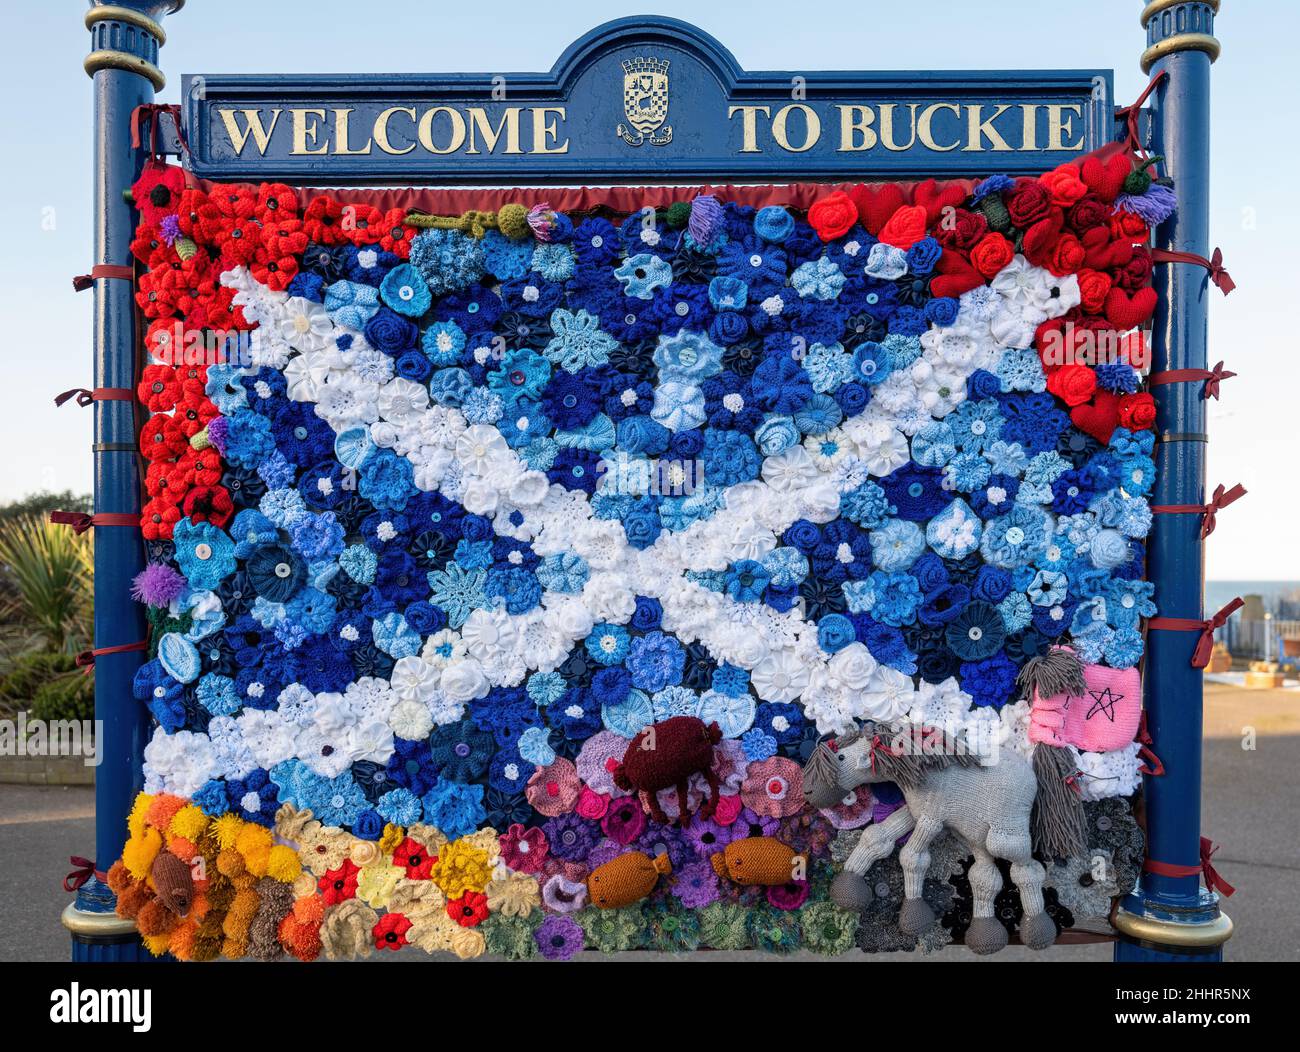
[62,875,153,962]
[1112,881,1233,962]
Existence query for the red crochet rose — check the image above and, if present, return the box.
[1047,363,1097,407]
[1118,392,1157,430]
[877,204,928,250]
[969,233,1014,279]
[807,191,858,242]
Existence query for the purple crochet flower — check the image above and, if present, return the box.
[732,806,780,841]
[767,878,810,911]
[205,416,229,455]
[672,860,721,909]
[543,812,599,861]
[684,814,739,858]
[131,562,187,607]
[535,914,584,961]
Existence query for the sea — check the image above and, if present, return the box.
[1206,581,1300,618]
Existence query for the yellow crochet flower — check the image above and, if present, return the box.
[429,840,491,899]
[209,813,245,851]
[320,900,379,960]
[486,871,541,918]
[378,823,405,856]
[127,792,155,840]
[356,862,404,909]
[406,915,456,954]
[121,826,162,880]
[447,925,487,960]
[386,877,446,920]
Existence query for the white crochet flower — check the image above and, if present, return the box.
[390,655,440,703]
[279,297,334,352]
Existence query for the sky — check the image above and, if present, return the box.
[0,0,1293,579]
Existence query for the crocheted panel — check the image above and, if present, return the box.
[116,158,1163,960]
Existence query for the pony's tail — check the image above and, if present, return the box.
[1031,743,1087,860]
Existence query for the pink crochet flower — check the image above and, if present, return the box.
[499,823,549,874]
[526,758,581,817]
[741,757,805,818]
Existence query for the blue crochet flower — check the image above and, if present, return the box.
[626,631,686,693]
[421,778,487,840]
[379,262,432,317]
[585,623,630,665]
[615,253,673,298]
[173,518,236,590]
[544,308,616,372]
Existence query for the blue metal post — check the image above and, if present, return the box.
[1114,0,1231,961]
[61,0,184,962]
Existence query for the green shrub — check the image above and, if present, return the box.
[0,651,94,722]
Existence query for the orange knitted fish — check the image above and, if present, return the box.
[587,850,672,909]
[710,837,805,886]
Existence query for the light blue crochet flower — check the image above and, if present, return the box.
[926,499,982,560]
[995,348,1047,393]
[536,552,590,594]
[428,564,487,629]
[997,591,1033,633]
[518,725,557,766]
[984,439,1028,478]
[698,689,756,739]
[802,342,854,394]
[945,452,992,493]
[841,481,896,529]
[615,252,673,299]
[754,415,799,456]
[871,518,925,572]
[421,779,486,840]
[531,242,576,283]
[372,611,421,659]
[544,308,617,372]
[708,275,748,311]
[324,280,380,329]
[527,671,566,706]
[422,320,467,365]
[864,242,908,279]
[981,505,1050,569]
[1027,569,1068,607]
[651,380,707,432]
[760,546,809,589]
[408,229,485,295]
[173,518,236,590]
[912,421,957,467]
[791,256,846,301]
[377,788,423,825]
[196,673,240,716]
[653,330,724,384]
[380,262,432,317]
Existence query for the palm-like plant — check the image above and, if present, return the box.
[0,514,93,655]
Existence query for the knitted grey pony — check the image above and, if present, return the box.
[802,715,1086,955]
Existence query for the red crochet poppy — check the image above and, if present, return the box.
[318,860,360,906]
[175,447,222,488]
[379,208,416,259]
[342,202,387,246]
[372,912,412,951]
[253,219,307,290]
[392,836,436,879]
[216,215,263,267]
[131,162,185,228]
[174,188,211,240]
[302,195,349,245]
[138,365,181,413]
[447,891,489,928]
[140,415,188,462]
[182,485,234,528]
[130,225,167,267]
[255,182,299,222]
[140,496,182,540]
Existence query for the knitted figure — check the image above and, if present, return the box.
[587,850,672,908]
[611,716,723,826]
[1027,647,1142,754]
[149,849,195,916]
[802,721,1077,955]
[710,837,806,886]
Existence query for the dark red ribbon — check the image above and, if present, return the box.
[1152,247,1236,295]
[1148,360,1236,401]
[54,387,134,408]
[1134,713,1165,777]
[49,511,141,535]
[63,856,106,893]
[1115,70,1167,157]
[1148,597,1244,668]
[74,640,150,675]
[130,103,187,158]
[1151,482,1247,539]
[71,264,134,292]
[1144,837,1236,897]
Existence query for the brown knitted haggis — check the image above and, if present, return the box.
[611,716,723,826]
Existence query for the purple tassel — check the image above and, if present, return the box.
[1115,183,1177,225]
[205,416,229,454]
[131,562,187,607]
[688,194,723,246]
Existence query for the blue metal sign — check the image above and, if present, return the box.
[182,16,1114,183]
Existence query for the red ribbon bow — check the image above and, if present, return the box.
[1144,837,1235,897]
[49,511,141,535]
[1148,597,1245,668]
[53,387,134,408]
[1151,482,1247,539]
[64,856,97,893]
[1116,70,1167,157]
[71,264,135,292]
[1134,713,1165,777]
[1152,247,1236,295]
[130,103,187,157]
[1148,360,1236,401]
[54,388,93,408]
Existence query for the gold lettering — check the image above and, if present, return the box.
[530,107,569,154]
[837,105,877,151]
[963,104,1013,152]
[290,109,328,155]
[373,107,417,155]
[418,106,467,154]
[1046,104,1084,151]
[467,107,522,155]
[727,105,770,153]
[771,104,821,152]
[332,108,372,155]
[217,108,280,155]
[917,103,961,152]
[878,103,919,152]
[1019,104,1041,151]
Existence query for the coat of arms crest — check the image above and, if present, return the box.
[617,56,673,146]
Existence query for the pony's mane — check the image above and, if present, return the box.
[841,722,979,788]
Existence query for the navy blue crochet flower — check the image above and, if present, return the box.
[880,463,948,521]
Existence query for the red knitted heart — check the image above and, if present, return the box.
[1082,227,1134,270]
[1080,153,1131,202]
[929,248,984,299]
[1070,389,1122,443]
[912,179,969,226]
[1104,286,1158,329]
[849,183,906,235]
